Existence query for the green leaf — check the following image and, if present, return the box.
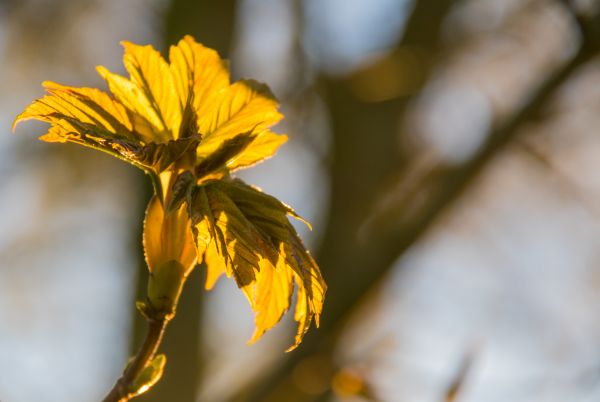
[135,301,153,321]
[129,354,167,397]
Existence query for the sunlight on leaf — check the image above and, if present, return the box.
[195,79,286,173]
[14,35,326,351]
[122,41,182,137]
[189,179,326,350]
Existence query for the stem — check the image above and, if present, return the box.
[101,315,171,402]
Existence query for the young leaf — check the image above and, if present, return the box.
[195,79,286,171]
[128,136,199,173]
[129,354,167,398]
[13,81,134,144]
[169,35,229,119]
[96,65,171,143]
[195,131,256,179]
[14,37,288,180]
[14,35,326,354]
[122,41,182,137]
[188,179,326,350]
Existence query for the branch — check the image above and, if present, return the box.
[101,313,170,402]
[321,0,600,361]
[225,3,600,402]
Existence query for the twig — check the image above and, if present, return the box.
[444,350,476,402]
[101,315,171,402]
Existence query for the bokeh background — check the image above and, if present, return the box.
[2,0,600,401]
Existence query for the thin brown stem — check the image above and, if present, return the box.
[101,316,171,402]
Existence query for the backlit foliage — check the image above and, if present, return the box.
[14,35,326,350]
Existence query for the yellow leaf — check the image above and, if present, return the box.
[44,81,134,133]
[203,238,229,291]
[225,130,288,172]
[39,125,68,143]
[216,179,324,349]
[249,250,294,345]
[188,179,326,349]
[122,41,182,138]
[13,81,132,137]
[169,35,229,122]
[195,79,285,169]
[12,82,155,167]
[15,36,287,180]
[195,131,257,179]
[189,184,261,305]
[96,65,170,143]
[13,36,322,347]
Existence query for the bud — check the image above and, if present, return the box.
[147,260,188,315]
[143,195,197,316]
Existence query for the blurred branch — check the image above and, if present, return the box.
[516,138,600,218]
[370,0,600,243]
[223,1,457,401]
[163,0,236,56]
[223,1,600,401]
[559,0,600,50]
[371,17,596,248]
[444,351,475,402]
[356,1,600,342]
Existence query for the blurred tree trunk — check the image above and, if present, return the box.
[224,2,457,402]
[315,0,456,335]
[163,0,237,52]
[132,1,237,401]
[226,1,600,401]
